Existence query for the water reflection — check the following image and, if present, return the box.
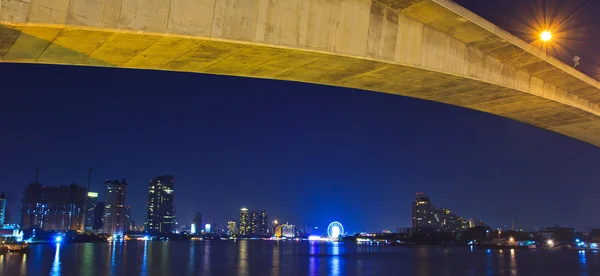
[271,242,280,276]
[238,240,248,276]
[21,253,27,275]
[330,243,341,275]
[416,247,430,276]
[141,241,148,276]
[486,248,493,276]
[509,249,517,276]
[203,241,211,275]
[188,242,196,274]
[80,244,93,276]
[309,242,319,275]
[579,250,588,276]
[51,244,61,276]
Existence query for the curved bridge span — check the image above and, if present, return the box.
[1,0,600,146]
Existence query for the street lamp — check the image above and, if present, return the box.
[540,31,552,42]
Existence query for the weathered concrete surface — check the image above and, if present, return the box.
[1,0,600,146]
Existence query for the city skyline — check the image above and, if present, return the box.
[2,0,600,231]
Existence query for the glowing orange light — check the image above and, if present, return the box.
[540,31,552,42]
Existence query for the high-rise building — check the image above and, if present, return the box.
[412,192,435,232]
[84,191,98,231]
[281,223,295,238]
[191,212,202,234]
[0,192,6,226]
[227,221,237,236]
[103,179,127,237]
[259,211,268,236]
[250,211,258,235]
[20,183,87,231]
[239,208,249,236]
[272,220,280,237]
[124,206,132,232]
[146,175,176,234]
[205,215,212,233]
[93,202,105,230]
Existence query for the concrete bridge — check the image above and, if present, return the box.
[1,0,600,146]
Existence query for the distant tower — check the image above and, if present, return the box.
[239,208,249,236]
[84,167,98,231]
[0,192,6,226]
[412,192,435,233]
[205,215,213,233]
[250,211,258,235]
[227,221,237,236]
[191,212,202,234]
[145,175,176,234]
[259,211,268,236]
[103,179,128,237]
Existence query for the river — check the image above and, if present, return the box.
[0,240,598,275]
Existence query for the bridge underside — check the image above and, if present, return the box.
[2,23,600,147]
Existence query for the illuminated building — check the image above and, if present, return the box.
[191,212,202,234]
[227,221,237,236]
[103,179,127,237]
[435,208,467,233]
[281,223,295,238]
[468,217,487,228]
[259,211,268,236]
[93,202,105,230]
[124,206,132,232]
[20,183,87,231]
[84,191,98,231]
[239,208,249,235]
[205,215,212,233]
[0,192,6,226]
[250,210,258,235]
[272,220,280,237]
[145,175,176,234]
[412,192,435,232]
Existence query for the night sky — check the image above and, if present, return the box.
[1,0,599,233]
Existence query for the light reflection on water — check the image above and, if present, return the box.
[580,250,589,276]
[51,243,61,276]
[510,249,517,276]
[0,242,598,275]
[329,242,341,276]
[271,241,280,276]
[141,241,148,276]
[237,240,248,276]
[202,241,211,275]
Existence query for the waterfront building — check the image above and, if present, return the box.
[124,206,132,232]
[191,212,202,234]
[84,191,98,231]
[239,208,249,235]
[412,192,435,232]
[250,210,258,235]
[227,221,237,236]
[259,211,268,236]
[20,183,87,231]
[468,217,487,228]
[281,223,295,238]
[93,202,105,230]
[145,175,176,234]
[272,220,280,237]
[435,208,467,233]
[0,192,6,226]
[103,179,127,237]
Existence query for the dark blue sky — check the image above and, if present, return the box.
[2,63,600,232]
[1,0,599,233]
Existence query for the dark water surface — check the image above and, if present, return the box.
[1,240,599,275]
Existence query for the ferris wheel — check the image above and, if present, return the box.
[327,221,344,239]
